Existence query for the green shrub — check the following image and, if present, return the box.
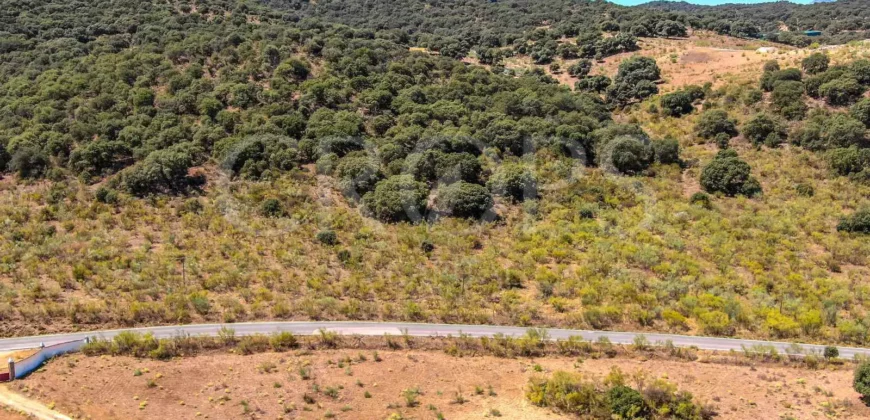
[802,52,830,75]
[487,163,537,202]
[820,77,865,106]
[652,138,680,165]
[316,230,338,245]
[743,113,785,146]
[9,146,50,179]
[362,175,429,223]
[760,68,802,92]
[762,60,780,73]
[854,361,870,400]
[837,208,870,234]
[689,192,712,209]
[260,198,285,218]
[567,59,593,78]
[700,150,761,197]
[119,143,201,196]
[335,153,382,196]
[850,98,870,128]
[660,91,693,117]
[695,110,738,139]
[269,332,298,351]
[95,187,119,204]
[824,346,839,359]
[608,385,650,419]
[826,147,870,176]
[795,183,815,197]
[434,181,494,219]
[578,206,597,219]
[601,136,654,175]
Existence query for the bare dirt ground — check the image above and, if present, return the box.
[9,350,870,420]
[495,31,845,92]
[0,385,70,420]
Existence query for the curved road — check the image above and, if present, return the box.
[1,321,868,359]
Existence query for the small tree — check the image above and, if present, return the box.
[567,59,593,78]
[434,181,494,219]
[9,145,50,179]
[823,346,839,360]
[660,91,693,117]
[488,163,537,202]
[838,208,870,234]
[700,149,761,197]
[655,20,687,38]
[854,360,870,402]
[652,138,681,165]
[611,137,654,174]
[763,60,781,73]
[362,175,429,223]
[850,98,870,128]
[743,113,785,146]
[820,77,865,107]
[802,52,830,75]
[695,110,738,139]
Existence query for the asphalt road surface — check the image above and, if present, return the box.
[1,321,868,358]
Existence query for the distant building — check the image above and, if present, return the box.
[804,30,822,37]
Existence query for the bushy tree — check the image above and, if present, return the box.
[606,56,660,105]
[700,149,761,197]
[804,69,847,98]
[850,98,870,128]
[362,175,429,223]
[9,145,50,179]
[695,110,738,139]
[567,59,593,78]
[652,138,681,165]
[760,68,802,92]
[763,60,781,73]
[743,113,785,146]
[600,135,654,175]
[119,143,201,196]
[825,147,870,176]
[660,91,693,117]
[824,114,869,149]
[575,75,611,93]
[655,20,687,38]
[856,361,870,403]
[771,80,806,120]
[802,52,830,75]
[68,140,133,177]
[820,77,865,106]
[838,208,870,234]
[335,153,383,196]
[487,163,537,202]
[434,181,494,219]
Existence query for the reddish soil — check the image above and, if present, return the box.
[9,350,870,419]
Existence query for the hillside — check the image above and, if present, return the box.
[0,0,869,349]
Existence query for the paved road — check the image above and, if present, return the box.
[1,321,869,359]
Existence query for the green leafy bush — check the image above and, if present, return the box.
[700,150,761,197]
[487,163,537,202]
[434,181,494,219]
[837,208,870,234]
[695,110,738,139]
[362,175,429,223]
[802,52,830,75]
